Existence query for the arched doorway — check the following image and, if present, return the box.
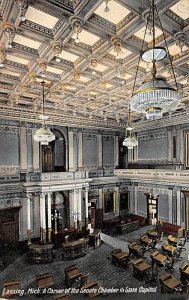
[42,129,66,172]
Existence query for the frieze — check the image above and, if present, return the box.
[83,133,97,140]
[102,135,114,141]
[0,192,22,199]
[138,131,167,141]
[5,60,28,70]
[165,10,184,26]
[0,126,19,134]
[88,189,99,197]
[12,43,38,56]
[69,38,91,51]
[52,20,64,34]
[116,12,136,30]
[137,159,169,164]
[90,14,116,31]
[137,186,168,195]
[0,73,18,80]
[92,39,105,52]
[0,166,20,174]
[0,198,21,209]
[21,20,53,37]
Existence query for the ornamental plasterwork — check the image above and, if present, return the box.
[0,198,21,208]
[0,126,19,134]
[0,0,188,131]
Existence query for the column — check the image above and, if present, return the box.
[78,131,83,170]
[68,130,74,171]
[176,190,181,226]
[33,129,40,172]
[182,191,189,234]
[128,184,133,213]
[133,145,138,163]
[33,193,40,238]
[77,189,82,230]
[128,149,133,165]
[20,125,28,172]
[97,133,102,169]
[115,187,119,216]
[27,193,32,245]
[176,126,181,163]
[114,135,119,168]
[47,193,52,242]
[167,128,172,162]
[85,188,89,229]
[134,183,138,215]
[40,193,46,243]
[73,190,78,229]
[168,189,173,224]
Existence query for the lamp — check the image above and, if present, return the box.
[130,0,181,120]
[104,0,111,12]
[123,102,138,150]
[14,0,27,22]
[33,81,55,145]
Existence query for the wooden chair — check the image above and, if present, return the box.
[36,273,54,290]
[2,280,21,298]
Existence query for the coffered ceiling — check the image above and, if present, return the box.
[0,0,189,130]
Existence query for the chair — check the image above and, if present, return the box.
[36,273,54,290]
[64,265,88,288]
[2,280,21,298]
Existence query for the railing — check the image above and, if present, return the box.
[40,171,88,182]
[114,169,189,183]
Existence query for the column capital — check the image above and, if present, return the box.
[27,193,33,199]
[40,192,46,198]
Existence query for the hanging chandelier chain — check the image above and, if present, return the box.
[154,5,178,91]
[131,25,148,97]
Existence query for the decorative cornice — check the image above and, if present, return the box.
[21,20,53,37]
[12,42,38,56]
[0,198,21,209]
[116,12,136,30]
[0,126,19,134]
[90,13,116,31]
[166,10,184,26]
[0,166,20,174]
[5,59,28,70]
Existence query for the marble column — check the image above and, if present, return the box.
[97,133,102,169]
[40,193,46,243]
[20,125,28,172]
[85,188,89,229]
[47,193,52,242]
[114,135,119,168]
[177,190,181,226]
[78,189,82,230]
[176,126,181,163]
[33,129,40,172]
[167,128,172,162]
[168,189,173,224]
[78,131,83,170]
[134,184,138,215]
[181,191,189,232]
[73,190,78,229]
[68,130,74,172]
[27,193,32,245]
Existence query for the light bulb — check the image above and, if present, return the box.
[19,15,26,22]
[92,70,96,75]
[104,4,110,12]
[56,56,61,63]
[41,73,45,78]
[0,63,4,68]
[75,37,80,44]
[6,43,12,49]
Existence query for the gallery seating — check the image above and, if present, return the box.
[64,265,88,288]
[36,273,54,290]
[1,280,21,298]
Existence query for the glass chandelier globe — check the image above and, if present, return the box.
[131,76,181,120]
[123,135,138,150]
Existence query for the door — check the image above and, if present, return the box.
[0,208,19,246]
[42,144,54,172]
[145,193,159,225]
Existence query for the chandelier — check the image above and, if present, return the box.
[123,102,138,150]
[130,0,181,120]
[33,81,55,145]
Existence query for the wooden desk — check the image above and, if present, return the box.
[62,238,88,260]
[179,262,189,282]
[129,242,144,257]
[2,280,21,298]
[28,243,54,264]
[167,235,179,247]
[162,243,176,256]
[112,249,129,268]
[163,277,181,289]
[147,230,159,239]
[36,273,54,289]
[140,235,153,246]
[133,259,151,272]
[151,251,167,264]
[81,280,102,298]
[53,293,70,300]
[116,221,139,234]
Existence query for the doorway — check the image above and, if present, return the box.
[0,208,19,246]
[42,129,66,172]
[145,193,159,225]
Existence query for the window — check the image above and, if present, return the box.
[103,193,114,213]
[120,193,129,210]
